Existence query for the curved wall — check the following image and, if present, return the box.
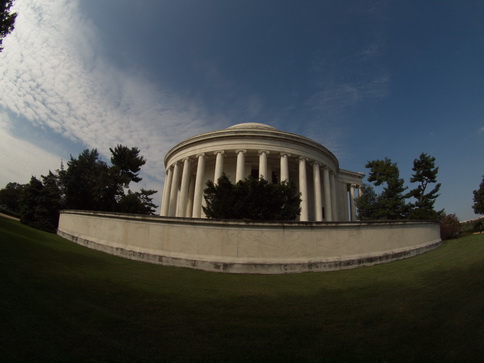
[58,210,442,274]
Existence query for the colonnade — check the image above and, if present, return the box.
[160,149,361,222]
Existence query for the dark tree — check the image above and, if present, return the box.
[365,158,408,219]
[109,145,146,187]
[117,189,157,215]
[203,174,301,221]
[59,149,116,211]
[473,175,484,215]
[58,147,156,214]
[20,173,63,232]
[0,0,17,52]
[440,213,461,240]
[406,153,442,220]
[355,183,379,220]
[0,181,24,213]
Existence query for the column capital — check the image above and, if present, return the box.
[312,160,321,167]
[235,149,247,154]
[258,150,270,155]
[298,156,308,162]
[213,150,225,156]
[280,152,291,157]
[196,152,206,158]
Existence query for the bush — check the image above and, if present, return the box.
[203,174,301,221]
[440,213,461,240]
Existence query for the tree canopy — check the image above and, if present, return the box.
[0,0,17,52]
[356,154,442,221]
[473,175,484,215]
[361,158,408,220]
[0,182,24,213]
[0,145,157,232]
[203,174,301,221]
[406,153,442,220]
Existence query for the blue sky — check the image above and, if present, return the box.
[0,0,483,220]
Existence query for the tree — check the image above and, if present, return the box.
[117,189,157,214]
[473,175,484,215]
[406,153,442,220]
[355,183,379,220]
[0,0,17,52]
[0,182,24,213]
[59,149,116,211]
[59,147,156,214]
[109,145,146,187]
[19,173,63,232]
[203,174,301,221]
[440,213,461,240]
[364,158,408,219]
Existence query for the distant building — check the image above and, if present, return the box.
[160,123,364,221]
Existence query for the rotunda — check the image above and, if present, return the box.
[160,123,364,222]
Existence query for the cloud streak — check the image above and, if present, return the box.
[0,0,215,187]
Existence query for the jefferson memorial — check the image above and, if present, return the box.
[160,122,363,222]
[57,122,441,274]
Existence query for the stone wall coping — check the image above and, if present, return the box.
[60,210,439,229]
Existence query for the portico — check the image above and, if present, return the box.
[160,123,363,221]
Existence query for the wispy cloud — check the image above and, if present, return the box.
[0,0,214,186]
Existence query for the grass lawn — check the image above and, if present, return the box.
[1,215,483,361]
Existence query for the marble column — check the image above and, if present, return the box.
[235,149,247,182]
[168,162,181,216]
[313,162,323,221]
[160,166,173,216]
[213,151,224,183]
[299,157,308,221]
[350,184,357,221]
[331,172,338,221]
[186,175,196,218]
[323,167,333,221]
[177,158,192,217]
[280,153,290,183]
[192,153,206,218]
[258,150,269,180]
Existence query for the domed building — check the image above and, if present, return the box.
[160,123,364,222]
[58,123,441,273]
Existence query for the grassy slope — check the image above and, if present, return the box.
[1,216,483,361]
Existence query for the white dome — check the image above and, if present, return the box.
[227,122,277,131]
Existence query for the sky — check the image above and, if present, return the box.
[0,0,483,221]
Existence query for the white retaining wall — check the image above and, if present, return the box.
[58,210,442,274]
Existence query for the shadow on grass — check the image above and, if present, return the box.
[1,216,483,361]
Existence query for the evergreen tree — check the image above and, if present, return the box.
[20,173,62,232]
[355,184,379,220]
[59,147,156,214]
[117,189,157,214]
[59,149,116,211]
[109,145,146,187]
[0,0,17,52]
[0,182,24,213]
[473,175,484,215]
[364,158,408,219]
[407,153,442,220]
[203,174,301,221]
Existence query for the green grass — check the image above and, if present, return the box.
[1,216,483,362]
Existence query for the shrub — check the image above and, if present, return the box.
[440,213,461,240]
